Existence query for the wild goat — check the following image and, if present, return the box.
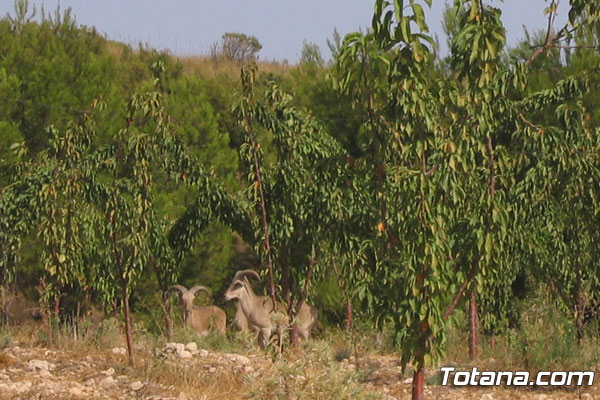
[234,300,252,331]
[224,270,318,348]
[170,285,226,335]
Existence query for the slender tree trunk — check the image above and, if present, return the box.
[52,289,62,321]
[574,262,585,345]
[120,272,135,367]
[53,294,60,319]
[331,259,353,331]
[245,118,277,306]
[111,212,134,366]
[468,289,478,360]
[490,333,496,351]
[345,300,353,332]
[280,245,299,347]
[575,293,585,345]
[412,366,425,400]
[113,298,119,319]
[576,315,584,345]
[150,255,173,340]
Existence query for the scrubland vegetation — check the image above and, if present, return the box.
[2,0,600,398]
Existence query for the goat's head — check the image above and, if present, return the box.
[224,269,260,301]
[169,285,210,315]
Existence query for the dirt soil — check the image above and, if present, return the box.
[0,343,599,399]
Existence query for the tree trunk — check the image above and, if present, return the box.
[150,255,173,340]
[279,245,300,347]
[490,333,496,351]
[53,293,61,319]
[120,273,135,367]
[468,289,478,360]
[575,294,585,345]
[411,366,425,400]
[289,325,299,347]
[246,119,276,306]
[345,300,353,332]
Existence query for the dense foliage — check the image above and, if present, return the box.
[1,0,600,397]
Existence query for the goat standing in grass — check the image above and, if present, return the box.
[224,270,318,349]
[170,285,226,335]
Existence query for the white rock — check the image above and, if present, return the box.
[480,394,494,400]
[243,366,254,374]
[13,380,32,393]
[224,353,250,365]
[178,350,192,359]
[111,347,127,355]
[100,376,117,386]
[69,387,84,396]
[164,342,178,351]
[177,392,188,400]
[580,394,593,400]
[198,349,209,357]
[208,367,216,374]
[168,343,185,354]
[185,342,197,352]
[102,367,115,376]
[130,381,144,391]
[27,359,55,372]
[402,378,412,384]
[38,370,53,378]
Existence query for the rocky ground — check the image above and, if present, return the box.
[0,341,599,399]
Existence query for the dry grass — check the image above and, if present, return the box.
[176,55,293,80]
[0,318,380,399]
[2,304,600,400]
[137,332,380,400]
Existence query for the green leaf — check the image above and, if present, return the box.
[411,3,427,31]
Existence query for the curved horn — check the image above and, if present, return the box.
[233,269,260,282]
[169,285,188,295]
[189,286,210,297]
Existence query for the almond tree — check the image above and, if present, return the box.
[516,76,600,343]
[331,1,600,399]
[232,64,350,346]
[0,89,237,365]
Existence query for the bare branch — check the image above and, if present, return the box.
[518,112,545,134]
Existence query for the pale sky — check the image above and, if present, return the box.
[0,1,569,63]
